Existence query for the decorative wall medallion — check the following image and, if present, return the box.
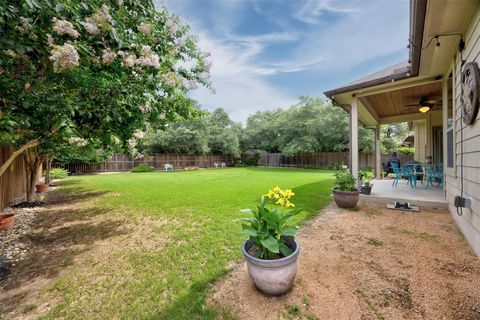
[460,62,480,125]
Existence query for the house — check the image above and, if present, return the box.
[324,0,480,256]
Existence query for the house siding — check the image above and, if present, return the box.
[446,8,480,256]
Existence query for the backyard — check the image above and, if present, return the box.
[0,168,334,319]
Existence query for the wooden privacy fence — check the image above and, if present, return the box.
[0,145,27,210]
[249,152,413,168]
[53,153,235,174]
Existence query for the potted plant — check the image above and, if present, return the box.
[35,183,48,193]
[361,171,374,195]
[238,186,302,295]
[332,166,360,208]
[0,213,15,231]
[361,179,373,195]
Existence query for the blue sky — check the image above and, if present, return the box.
[159,0,409,123]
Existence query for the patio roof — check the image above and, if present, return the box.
[323,0,478,127]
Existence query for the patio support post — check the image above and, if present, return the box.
[375,125,381,179]
[350,97,359,181]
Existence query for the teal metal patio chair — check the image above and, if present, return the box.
[425,167,444,189]
[391,163,404,188]
[403,166,417,188]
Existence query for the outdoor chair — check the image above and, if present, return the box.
[425,167,444,189]
[403,166,417,188]
[391,163,403,187]
[164,164,173,171]
[406,161,424,184]
[214,163,219,168]
[221,162,226,168]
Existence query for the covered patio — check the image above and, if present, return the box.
[361,179,447,209]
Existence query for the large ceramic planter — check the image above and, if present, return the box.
[332,188,360,208]
[0,214,15,231]
[242,238,300,296]
[35,183,48,193]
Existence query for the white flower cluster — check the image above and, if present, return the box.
[16,17,32,33]
[52,18,79,38]
[133,129,145,139]
[81,19,101,35]
[102,48,117,65]
[127,135,144,159]
[136,45,160,68]
[138,22,152,34]
[81,5,112,35]
[165,18,177,34]
[139,105,150,113]
[49,43,80,72]
[92,5,113,25]
[68,137,88,147]
[118,51,136,68]
[161,72,180,88]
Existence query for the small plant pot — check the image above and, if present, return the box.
[0,214,15,231]
[361,185,372,195]
[35,183,48,193]
[242,238,300,296]
[332,188,360,208]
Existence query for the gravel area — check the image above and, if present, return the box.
[0,187,57,283]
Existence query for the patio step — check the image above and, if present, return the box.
[360,194,448,209]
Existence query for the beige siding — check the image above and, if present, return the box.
[446,8,480,256]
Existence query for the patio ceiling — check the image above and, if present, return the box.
[360,79,444,119]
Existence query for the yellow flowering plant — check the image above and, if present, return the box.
[238,186,302,259]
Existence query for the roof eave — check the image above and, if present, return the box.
[409,0,427,76]
[323,71,410,98]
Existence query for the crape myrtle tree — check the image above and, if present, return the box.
[0,0,211,202]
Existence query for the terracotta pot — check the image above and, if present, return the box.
[35,183,48,193]
[332,188,360,208]
[0,214,15,231]
[242,238,300,296]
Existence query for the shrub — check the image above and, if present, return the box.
[245,153,260,166]
[49,168,69,179]
[398,147,415,157]
[131,164,155,173]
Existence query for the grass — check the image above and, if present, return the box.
[367,238,384,246]
[39,167,334,319]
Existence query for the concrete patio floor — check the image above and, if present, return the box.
[360,178,448,209]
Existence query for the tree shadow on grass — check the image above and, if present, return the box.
[147,275,229,320]
[0,187,126,315]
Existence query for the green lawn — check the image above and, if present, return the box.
[41,167,334,319]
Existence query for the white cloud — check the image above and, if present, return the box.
[295,0,360,24]
[188,31,297,123]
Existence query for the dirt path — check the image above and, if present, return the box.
[209,202,480,320]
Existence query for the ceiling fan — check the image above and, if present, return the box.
[404,96,442,113]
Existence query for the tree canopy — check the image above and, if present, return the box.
[143,108,241,157]
[0,0,210,201]
[241,97,375,155]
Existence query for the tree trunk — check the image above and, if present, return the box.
[0,139,39,178]
[44,157,53,185]
[23,148,43,203]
